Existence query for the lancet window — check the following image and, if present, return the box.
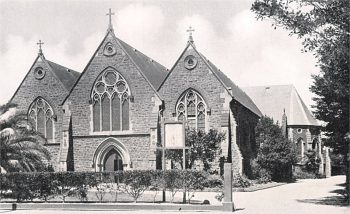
[28,97,54,141]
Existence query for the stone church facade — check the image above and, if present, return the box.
[10,23,262,175]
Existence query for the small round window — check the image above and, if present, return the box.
[103,42,116,56]
[34,67,45,80]
[297,128,303,134]
[184,55,197,70]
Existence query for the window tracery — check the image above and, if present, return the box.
[92,69,130,132]
[176,89,206,131]
[28,97,54,141]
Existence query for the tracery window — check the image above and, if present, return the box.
[28,97,54,141]
[92,69,130,132]
[176,89,206,131]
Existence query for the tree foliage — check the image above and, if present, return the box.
[166,129,225,171]
[0,102,51,172]
[251,0,349,198]
[255,116,297,182]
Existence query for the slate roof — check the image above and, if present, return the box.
[201,55,262,117]
[117,39,169,90]
[243,85,320,126]
[46,60,80,91]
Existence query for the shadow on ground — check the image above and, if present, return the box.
[297,184,349,207]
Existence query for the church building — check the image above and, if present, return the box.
[244,85,331,177]
[9,10,262,175]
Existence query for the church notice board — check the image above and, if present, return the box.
[164,122,185,149]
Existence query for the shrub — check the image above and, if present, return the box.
[255,116,297,182]
[36,172,56,202]
[164,170,183,202]
[232,173,251,188]
[0,170,216,203]
[293,170,318,179]
[119,170,152,202]
[303,150,321,174]
[6,173,37,202]
[179,170,207,204]
[204,174,223,189]
[150,170,165,203]
[251,160,272,184]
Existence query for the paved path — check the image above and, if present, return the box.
[233,175,348,214]
[1,176,348,214]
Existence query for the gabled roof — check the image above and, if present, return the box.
[200,54,262,117]
[9,54,79,104]
[62,30,167,104]
[243,85,320,126]
[117,39,168,90]
[159,41,262,117]
[46,60,80,91]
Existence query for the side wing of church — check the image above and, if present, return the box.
[158,39,262,176]
[10,48,80,169]
[9,15,262,176]
[244,85,331,177]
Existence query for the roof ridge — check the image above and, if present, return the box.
[45,59,80,92]
[118,39,168,71]
[114,36,166,100]
[61,31,111,105]
[194,48,262,117]
[46,59,80,75]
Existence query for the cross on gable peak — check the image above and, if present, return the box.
[106,8,115,32]
[187,26,195,43]
[37,40,44,55]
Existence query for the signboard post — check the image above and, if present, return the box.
[161,121,186,202]
[164,122,186,169]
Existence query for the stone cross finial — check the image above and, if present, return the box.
[37,40,44,55]
[106,8,115,31]
[187,26,195,43]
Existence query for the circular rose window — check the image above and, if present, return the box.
[184,55,197,70]
[34,67,45,80]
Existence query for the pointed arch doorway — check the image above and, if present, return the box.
[103,149,124,171]
[93,138,130,171]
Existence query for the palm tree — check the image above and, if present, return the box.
[0,102,50,172]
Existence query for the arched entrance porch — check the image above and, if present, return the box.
[93,137,131,171]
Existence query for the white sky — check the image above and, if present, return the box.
[0,0,319,109]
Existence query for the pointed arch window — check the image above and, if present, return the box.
[28,97,55,141]
[92,69,131,132]
[176,89,206,131]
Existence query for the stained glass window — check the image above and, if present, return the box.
[92,69,131,132]
[28,97,55,141]
[176,89,206,131]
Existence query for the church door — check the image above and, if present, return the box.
[103,149,124,171]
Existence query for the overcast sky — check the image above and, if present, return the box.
[0,0,319,110]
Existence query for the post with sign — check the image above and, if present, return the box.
[161,121,186,202]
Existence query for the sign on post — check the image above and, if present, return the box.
[164,122,185,149]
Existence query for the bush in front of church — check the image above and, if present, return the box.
[254,116,298,182]
[0,170,209,203]
[165,129,225,171]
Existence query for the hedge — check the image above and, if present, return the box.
[0,170,216,203]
